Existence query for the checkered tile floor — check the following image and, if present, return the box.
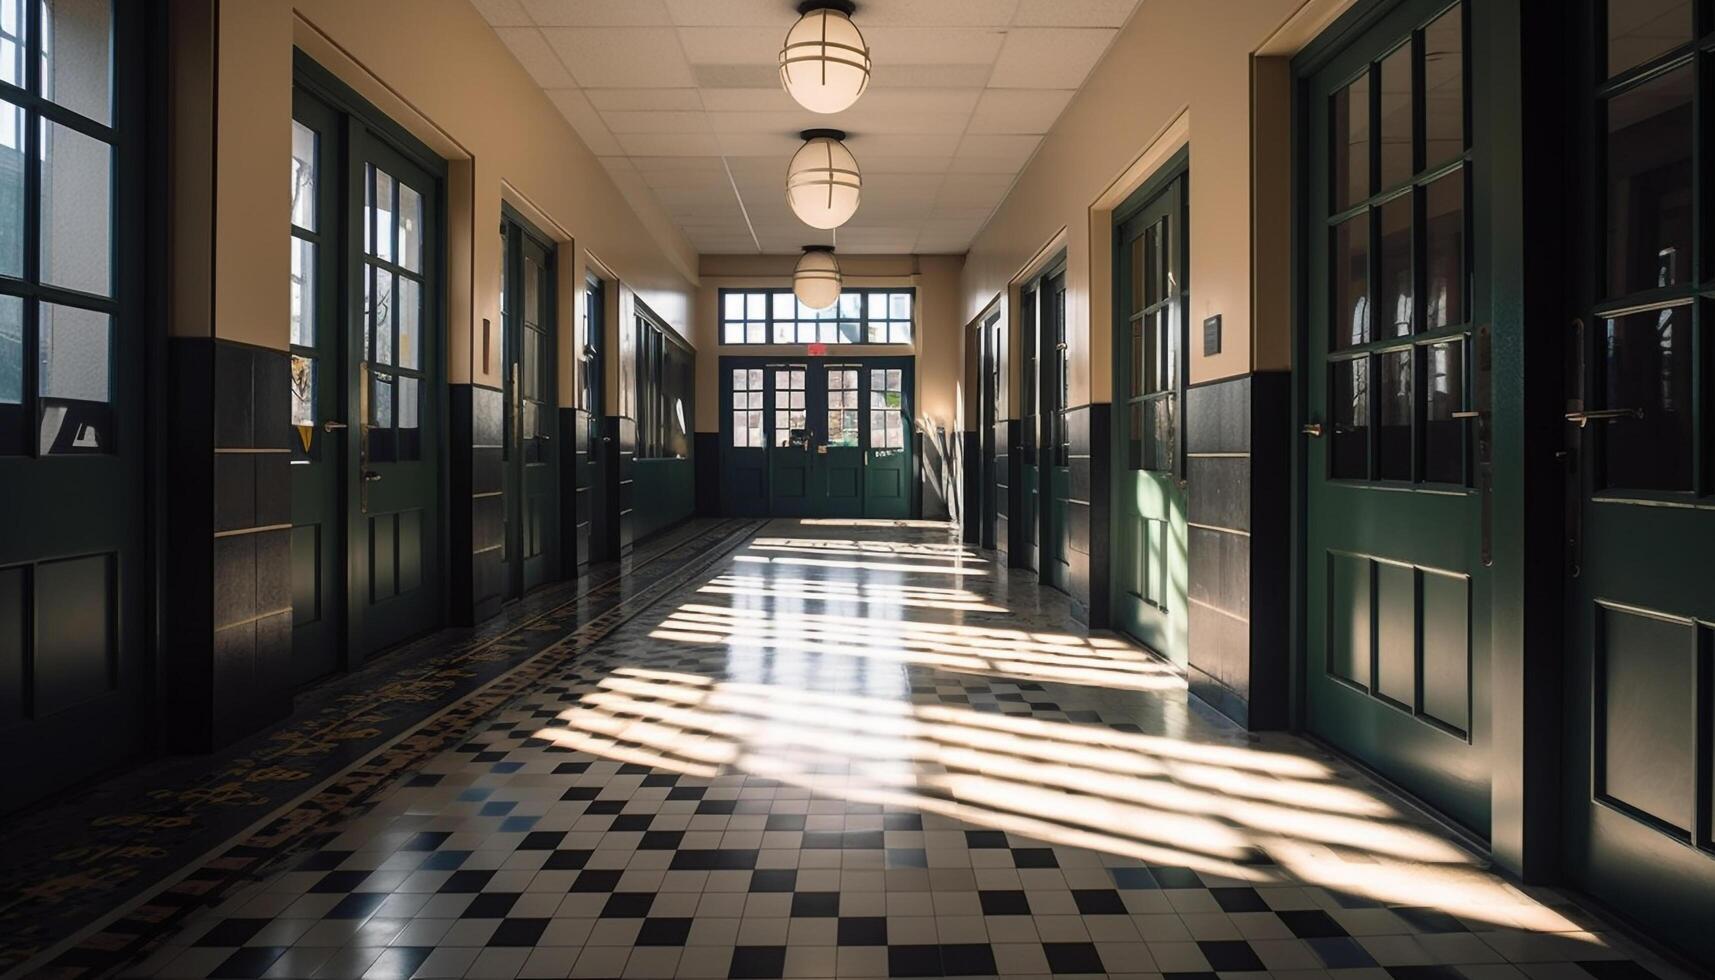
[128,521,1692,979]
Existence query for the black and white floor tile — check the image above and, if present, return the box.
[124,521,1689,979]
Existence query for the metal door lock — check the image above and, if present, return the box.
[1301,422,1324,438]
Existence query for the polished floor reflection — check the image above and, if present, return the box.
[134,520,1686,979]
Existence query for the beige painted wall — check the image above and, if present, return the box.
[183,0,698,414]
[960,0,1325,404]
[692,253,965,441]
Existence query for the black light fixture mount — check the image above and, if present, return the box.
[797,0,857,15]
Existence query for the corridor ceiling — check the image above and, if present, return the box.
[474,0,1141,254]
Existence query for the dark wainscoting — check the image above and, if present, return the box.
[1066,403,1110,628]
[694,433,721,517]
[961,430,980,545]
[634,457,695,542]
[606,416,636,557]
[165,338,294,751]
[992,420,1011,558]
[1184,371,1290,729]
[449,385,505,626]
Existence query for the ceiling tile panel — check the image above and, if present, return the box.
[494,28,578,88]
[616,132,723,156]
[521,0,672,26]
[967,88,1075,133]
[472,0,531,27]
[949,133,1043,173]
[542,27,697,87]
[988,28,1118,88]
[600,110,714,135]
[676,26,783,65]
[547,88,622,154]
[862,27,1007,66]
[1012,0,1139,27]
[856,0,1021,27]
[585,88,705,111]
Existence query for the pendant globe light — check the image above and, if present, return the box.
[787,129,861,230]
[779,0,870,115]
[794,245,842,311]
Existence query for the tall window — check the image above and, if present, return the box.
[720,288,913,345]
[289,120,319,462]
[826,366,859,447]
[1,0,118,456]
[1126,212,1178,472]
[1324,1,1469,486]
[773,365,806,447]
[869,367,904,449]
[731,367,763,448]
[636,310,691,458]
[363,165,425,461]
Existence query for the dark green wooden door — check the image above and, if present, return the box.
[574,275,604,566]
[1044,271,1071,594]
[863,359,913,519]
[1563,0,1715,961]
[289,89,343,685]
[721,361,768,517]
[767,362,815,516]
[821,363,865,517]
[0,0,146,806]
[501,217,557,596]
[349,130,442,657]
[1114,172,1188,664]
[1301,0,1489,835]
[980,315,1000,549]
[1020,285,1040,573]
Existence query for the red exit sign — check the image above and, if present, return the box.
[807,343,828,356]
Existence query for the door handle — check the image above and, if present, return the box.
[1301,422,1324,438]
[362,470,382,482]
[322,420,349,432]
[1564,407,1643,428]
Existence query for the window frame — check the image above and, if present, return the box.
[0,0,130,457]
[718,287,916,346]
[635,306,693,459]
[1319,0,1474,490]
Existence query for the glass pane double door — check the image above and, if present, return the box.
[737,357,912,519]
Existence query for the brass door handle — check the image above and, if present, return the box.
[1301,422,1324,438]
[1565,407,1643,428]
[323,420,349,432]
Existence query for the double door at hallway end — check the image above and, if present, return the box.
[722,357,913,520]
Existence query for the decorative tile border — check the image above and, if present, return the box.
[0,519,764,979]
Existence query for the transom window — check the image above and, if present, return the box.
[1324,0,1470,486]
[869,367,904,449]
[1,0,118,456]
[731,368,764,448]
[721,288,913,345]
